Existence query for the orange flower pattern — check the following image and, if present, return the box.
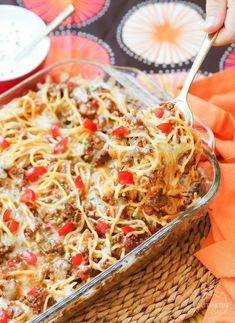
[117,1,205,66]
[1,1,233,322]
[43,33,114,78]
[15,0,231,75]
[19,0,109,26]
[220,44,235,70]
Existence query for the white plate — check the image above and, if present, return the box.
[0,5,50,82]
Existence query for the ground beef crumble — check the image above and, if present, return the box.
[43,239,64,255]
[0,243,14,263]
[62,202,81,223]
[20,287,48,314]
[124,234,148,253]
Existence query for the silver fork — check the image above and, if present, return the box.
[172,32,218,124]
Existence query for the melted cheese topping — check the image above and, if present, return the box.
[0,76,202,322]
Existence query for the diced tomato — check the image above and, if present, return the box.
[122,226,134,234]
[20,188,37,204]
[51,124,60,139]
[20,251,37,265]
[58,222,74,236]
[157,122,172,134]
[83,119,97,132]
[0,309,8,323]
[7,258,18,268]
[74,176,85,190]
[71,253,83,266]
[144,207,154,215]
[118,171,134,185]
[96,221,107,234]
[9,220,19,233]
[155,108,164,118]
[112,126,130,138]
[53,137,68,154]
[28,286,37,295]
[26,166,47,182]
[3,209,12,222]
[83,231,94,241]
[0,136,10,150]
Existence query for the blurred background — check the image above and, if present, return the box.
[1,0,235,95]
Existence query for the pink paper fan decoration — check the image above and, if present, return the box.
[43,34,112,79]
[223,48,235,69]
[22,0,107,25]
[120,2,205,65]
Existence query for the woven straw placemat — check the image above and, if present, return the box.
[69,215,217,323]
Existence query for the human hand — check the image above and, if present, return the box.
[205,0,235,45]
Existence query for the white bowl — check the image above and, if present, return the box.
[0,5,50,82]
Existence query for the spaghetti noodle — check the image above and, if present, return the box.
[0,75,203,322]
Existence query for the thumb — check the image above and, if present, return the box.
[204,0,227,33]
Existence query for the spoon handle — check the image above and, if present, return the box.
[177,32,218,100]
[14,4,75,61]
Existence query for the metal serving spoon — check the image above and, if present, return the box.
[13,4,75,61]
[172,32,218,125]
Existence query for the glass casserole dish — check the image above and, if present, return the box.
[0,59,220,323]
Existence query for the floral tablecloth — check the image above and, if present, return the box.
[3,0,235,90]
[2,0,231,322]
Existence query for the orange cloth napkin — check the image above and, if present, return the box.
[186,67,235,323]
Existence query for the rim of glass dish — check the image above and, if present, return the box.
[31,151,220,323]
[0,58,162,98]
[0,57,221,237]
[0,59,221,322]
